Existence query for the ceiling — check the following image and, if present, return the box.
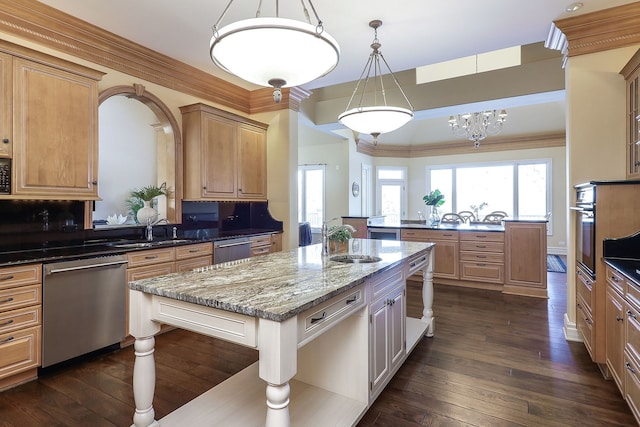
[37,0,638,146]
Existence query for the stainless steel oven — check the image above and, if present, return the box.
[367,227,400,240]
[572,183,595,277]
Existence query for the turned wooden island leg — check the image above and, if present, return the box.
[259,317,297,427]
[422,249,435,337]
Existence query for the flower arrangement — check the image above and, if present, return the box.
[423,189,445,207]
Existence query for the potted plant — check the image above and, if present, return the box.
[129,183,167,224]
[423,189,445,225]
[328,225,353,252]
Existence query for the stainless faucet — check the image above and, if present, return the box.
[321,221,356,256]
[146,217,154,242]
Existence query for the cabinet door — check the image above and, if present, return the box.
[13,58,98,198]
[504,222,547,296]
[627,73,640,178]
[237,123,266,199]
[388,287,405,369]
[606,287,625,393]
[202,113,237,198]
[432,240,459,279]
[0,52,11,158]
[370,295,389,397]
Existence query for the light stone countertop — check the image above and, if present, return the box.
[128,238,433,322]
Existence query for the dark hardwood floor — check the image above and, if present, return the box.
[0,271,636,426]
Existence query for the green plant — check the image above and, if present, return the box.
[423,189,445,207]
[328,226,352,242]
[125,197,144,224]
[130,182,167,202]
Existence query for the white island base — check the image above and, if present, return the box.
[129,245,434,427]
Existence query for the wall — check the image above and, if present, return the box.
[564,44,640,334]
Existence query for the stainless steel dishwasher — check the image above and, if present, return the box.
[42,254,128,368]
[214,237,251,264]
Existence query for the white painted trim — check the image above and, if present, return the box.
[547,246,567,256]
[563,312,581,342]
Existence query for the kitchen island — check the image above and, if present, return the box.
[128,238,434,427]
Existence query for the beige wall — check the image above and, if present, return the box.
[564,44,640,330]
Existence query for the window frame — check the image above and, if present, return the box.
[298,164,326,232]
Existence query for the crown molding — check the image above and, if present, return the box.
[547,2,640,62]
[358,133,566,158]
[0,0,297,114]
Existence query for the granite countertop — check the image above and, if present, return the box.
[129,239,434,322]
[604,258,640,284]
[366,216,546,232]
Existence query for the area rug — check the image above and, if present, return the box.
[547,255,567,273]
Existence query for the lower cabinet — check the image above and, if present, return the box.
[0,263,42,391]
[250,233,283,257]
[576,263,596,360]
[459,231,504,285]
[400,229,458,280]
[504,221,547,297]
[604,262,640,424]
[369,265,405,400]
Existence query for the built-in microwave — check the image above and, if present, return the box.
[572,183,595,277]
[367,227,400,240]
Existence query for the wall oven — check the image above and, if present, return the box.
[572,183,595,278]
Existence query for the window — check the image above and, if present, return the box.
[298,165,325,230]
[428,160,551,229]
[376,167,407,221]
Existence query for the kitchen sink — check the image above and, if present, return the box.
[330,255,382,264]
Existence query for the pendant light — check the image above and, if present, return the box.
[209,0,340,103]
[338,20,413,145]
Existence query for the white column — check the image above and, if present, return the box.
[422,248,435,337]
[258,316,298,427]
[129,290,162,427]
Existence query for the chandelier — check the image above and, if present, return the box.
[338,20,413,145]
[209,0,340,103]
[448,110,508,148]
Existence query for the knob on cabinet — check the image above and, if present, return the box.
[2,138,8,144]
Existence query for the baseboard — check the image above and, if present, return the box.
[563,312,582,342]
[548,247,567,256]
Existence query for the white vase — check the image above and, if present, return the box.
[136,200,157,224]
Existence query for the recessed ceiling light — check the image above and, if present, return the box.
[565,2,583,12]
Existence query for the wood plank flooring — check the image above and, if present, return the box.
[0,271,636,426]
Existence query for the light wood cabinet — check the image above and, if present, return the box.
[504,221,547,298]
[576,262,595,358]
[621,49,640,179]
[401,229,459,280]
[606,266,626,393]
[342,217,368,239]
[251,233,282,257]
[180,103,268,201]
[369,266,405,401]
[1,44,103,200]
[0,263,41,391]
[459,231,504,285]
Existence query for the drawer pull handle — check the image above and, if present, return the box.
[310,312,327,324]
[0,275,15,281]
[475,235,487,238]
[585,318,592,326]
[188,249,199,253]
[0,335,14,344]
[145,255,159,260]
[443,234,453,237]
[476,245,486,248]
[616,316,624,322]
[627,362,636,374]
[410,261,416,267]
[0,319,14,326]
[477,255,487,259]
[628,310,637,320]
[476,263,486,267]
[611,276,620,282]
[0,297,14,304]
[346,295,358,305]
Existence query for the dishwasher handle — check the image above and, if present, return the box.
[215,241,250,249]
[46,259,128,275]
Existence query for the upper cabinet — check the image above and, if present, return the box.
[0,41,103,200]
[622,49,640,179]
[180,103,268,201]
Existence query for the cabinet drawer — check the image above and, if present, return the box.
[175,243,213,260]
[127,264,175,282]
[0,325,40,379]
[401,229,458,241]
[250,235,272,247]
[298,285,365,346]
[460,241,504,253]
[606,265,625,295]
[127,247,175,268]
[251,246,271,257]
[369,265,405,302]
[407,252,429,277]
[576,273,593,315]
[175,256,212,272]
[0,285,41,313]
[627,303,640,364]
[460,261,503,283]
[459,231,504,242]
[625,352,640,423]
[0,306,40,334]
[0,264,41,290]
[577,295,594,356]
[627,283,640,313]
[459,251,504,263]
